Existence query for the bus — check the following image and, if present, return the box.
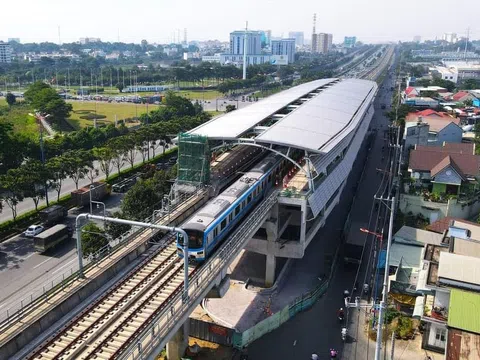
[33,224,72,253]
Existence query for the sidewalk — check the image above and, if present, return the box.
[343,304,438,360]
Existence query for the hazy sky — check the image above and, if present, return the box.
[1,0,478,44]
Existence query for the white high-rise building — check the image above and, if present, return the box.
[288,32,304,47]
[317,33,333,53]
[0,42,12,63]
[229,30,262,55]
[271,38,296,64]
[442,33,457,43]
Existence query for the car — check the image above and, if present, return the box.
[25,225,45,237]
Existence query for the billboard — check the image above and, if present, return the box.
[270,55,288,65]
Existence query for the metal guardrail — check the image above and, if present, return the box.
[0,187,207,332]
[120,190,280,360]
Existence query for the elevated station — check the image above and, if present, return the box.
[187,77,377,286]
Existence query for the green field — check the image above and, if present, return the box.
[0,98,6,106]
[177,89,223,101]
[66,101,158,129]
[0,105,39,139]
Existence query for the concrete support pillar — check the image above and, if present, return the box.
[265,253,276,287]
[166,321,189,360]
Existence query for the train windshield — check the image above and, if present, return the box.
[178,230,204,249]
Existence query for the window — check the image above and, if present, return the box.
[213,228,218,237]
[229,213,233,222]
[221,219,227,231]
[268,174,272,183]
[247,194,252,203]
[235,206,240,216]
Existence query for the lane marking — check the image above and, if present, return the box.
[33,257,52,269]
[52,257,77,275]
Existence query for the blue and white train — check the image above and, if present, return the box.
[177,152,287,261]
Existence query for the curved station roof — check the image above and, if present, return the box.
[188,78,377,154]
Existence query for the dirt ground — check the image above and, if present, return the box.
[155,337,234,360]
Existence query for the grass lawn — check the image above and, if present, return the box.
[0,98,6,106]
[176,90,223,100]
[0,104,39,139]
[66,101,159,129]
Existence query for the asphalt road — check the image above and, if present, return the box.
[0,192,125,323]
[247,72,397,359]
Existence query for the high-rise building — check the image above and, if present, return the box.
[413,35,422,43]
[7,38,20,43]
[442,33,457,43]
[288,32,304,47]
[0,42,13,63]
[79,37,101,45]
[271,38,296,64]
[311,33,318,53]
[344,36,356,48]
[317,33,333,53]
[230,30,262,55]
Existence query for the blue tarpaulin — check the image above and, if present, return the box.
[377,250,386,269]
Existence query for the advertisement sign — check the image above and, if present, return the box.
[270,55,288,65]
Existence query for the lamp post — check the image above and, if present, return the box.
[359,228,383,240]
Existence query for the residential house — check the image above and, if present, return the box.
[414,221,480,355]
[452,91,476,103]
[385,226,444,313]
[426,217,478,234]
[404,110,462,148]
[400,143,480,222]
[404,97,439,109]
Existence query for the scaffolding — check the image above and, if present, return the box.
[177,132,211,185]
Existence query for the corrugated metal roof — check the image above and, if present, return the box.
[188,78,336,139]
[255,79,376,153]
[389,243,423,268]
[438,252,480,285]
[394,225,444,246]
[448,289,480,333]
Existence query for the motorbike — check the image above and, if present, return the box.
[330,349,338,359]
[341,327,348,341]
[338,313,344,322]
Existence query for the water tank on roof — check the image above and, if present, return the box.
[463,124,474,132]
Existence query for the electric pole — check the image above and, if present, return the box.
[242,21,248,80]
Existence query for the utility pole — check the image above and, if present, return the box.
[464,27,470,60]
[390,331,396,360]
[374,196,395,360]
[242,21,248,80]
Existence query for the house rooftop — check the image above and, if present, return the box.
[426,217,478,234]
[394,225,444,246]
[409,143,480,177]
[438,252,480,289]
[448,289,480,334]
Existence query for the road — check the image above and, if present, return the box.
[0,192,125,323]
[247,70,397,359]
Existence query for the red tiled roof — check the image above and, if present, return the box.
[452,91,470,101]
[409,144,480,177]
[405,86,417,95]
[405,110,453,123]
[426,217,478,234]
[430,156,466,179]
[415,143,474,154]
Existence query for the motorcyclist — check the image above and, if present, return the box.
[311,352,319,360]
[330,348,338,358]
[337,308,345,319]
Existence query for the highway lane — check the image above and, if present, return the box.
[0,192,126,323]
[247,70,397,359]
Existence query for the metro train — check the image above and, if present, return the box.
[177,152,289,261]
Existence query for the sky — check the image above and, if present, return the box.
[1,0,479,44]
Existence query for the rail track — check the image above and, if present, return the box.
[28,235,197,360]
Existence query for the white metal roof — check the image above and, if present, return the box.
[188,78,336,139]
[438,252,480,286]
[188,78,377,154]
[256,79,376,152]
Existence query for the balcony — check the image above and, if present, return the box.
[423,293,449,324]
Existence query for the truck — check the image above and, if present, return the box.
[33,224,72,253]
[71,182,108,208]
[39,205,68,226]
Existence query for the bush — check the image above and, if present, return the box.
[79,114,107,120]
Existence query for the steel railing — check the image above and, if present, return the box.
[120,190,280,360]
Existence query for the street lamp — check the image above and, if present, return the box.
[360,228,383,239]
[89,184,105,216]
[91,201,106,217]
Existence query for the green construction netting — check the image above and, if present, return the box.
[177,133,210,184]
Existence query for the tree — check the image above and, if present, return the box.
[121,179,162,221]
[431,78,456,92]
[116,82,124,93]
[107,138,126,176]
[5,92,16,106]
[0,170,25,221]
[47,156,69,201]
[81,222,109,256]
[63,150,94,189]
[18,160,49,211]
[225,104,236,113]
[464,99,474,107]
[105,211,131,239]
[123,134,138,169]
[93,147,114,180]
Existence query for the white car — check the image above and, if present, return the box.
[25,225,44,237]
